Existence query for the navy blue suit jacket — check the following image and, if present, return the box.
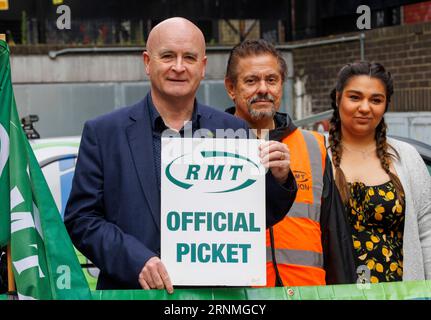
[64,94,296,289]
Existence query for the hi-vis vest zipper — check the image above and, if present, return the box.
[266,129,327,287]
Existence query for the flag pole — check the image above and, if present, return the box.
[7,245,16,294]
[2,32,15,294]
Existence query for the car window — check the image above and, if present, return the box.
[421,158,431,176]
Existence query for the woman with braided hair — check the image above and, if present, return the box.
[328,61,431,283]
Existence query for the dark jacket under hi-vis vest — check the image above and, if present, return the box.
[225,107,356,286]
[266,128,327,286]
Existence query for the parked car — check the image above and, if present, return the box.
[390,135,431,175]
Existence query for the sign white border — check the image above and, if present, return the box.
[161,138,266,286]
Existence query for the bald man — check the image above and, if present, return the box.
[65,18,297,292]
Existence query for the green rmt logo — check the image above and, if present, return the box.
[186,164,244,181]
[166,151,261,193]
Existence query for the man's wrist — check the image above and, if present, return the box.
[279,170,296,191]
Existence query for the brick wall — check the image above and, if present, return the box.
[292,22,431,113]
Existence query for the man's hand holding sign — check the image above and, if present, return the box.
[138,138,291,293]
[259,140,291,184]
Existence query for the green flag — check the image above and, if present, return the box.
[0,40,91,299]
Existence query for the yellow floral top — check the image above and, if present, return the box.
[347,181,405,283]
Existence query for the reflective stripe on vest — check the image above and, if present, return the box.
[287,130,324,221]
[302,130,323,206]
[266,247,323,268]
[266,129,327,287]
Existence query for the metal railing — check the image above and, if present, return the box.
[292,110,332,127]
[48,33,366,59]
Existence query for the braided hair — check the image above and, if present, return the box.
[328,61,404,205]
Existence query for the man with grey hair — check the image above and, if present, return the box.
[225,39,356,287]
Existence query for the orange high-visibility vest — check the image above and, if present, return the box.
[266,129,327,287]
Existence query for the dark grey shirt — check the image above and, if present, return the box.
[147,94,201,189]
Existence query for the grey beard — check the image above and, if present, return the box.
[247,93,276,120]
[248,105,276,120]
